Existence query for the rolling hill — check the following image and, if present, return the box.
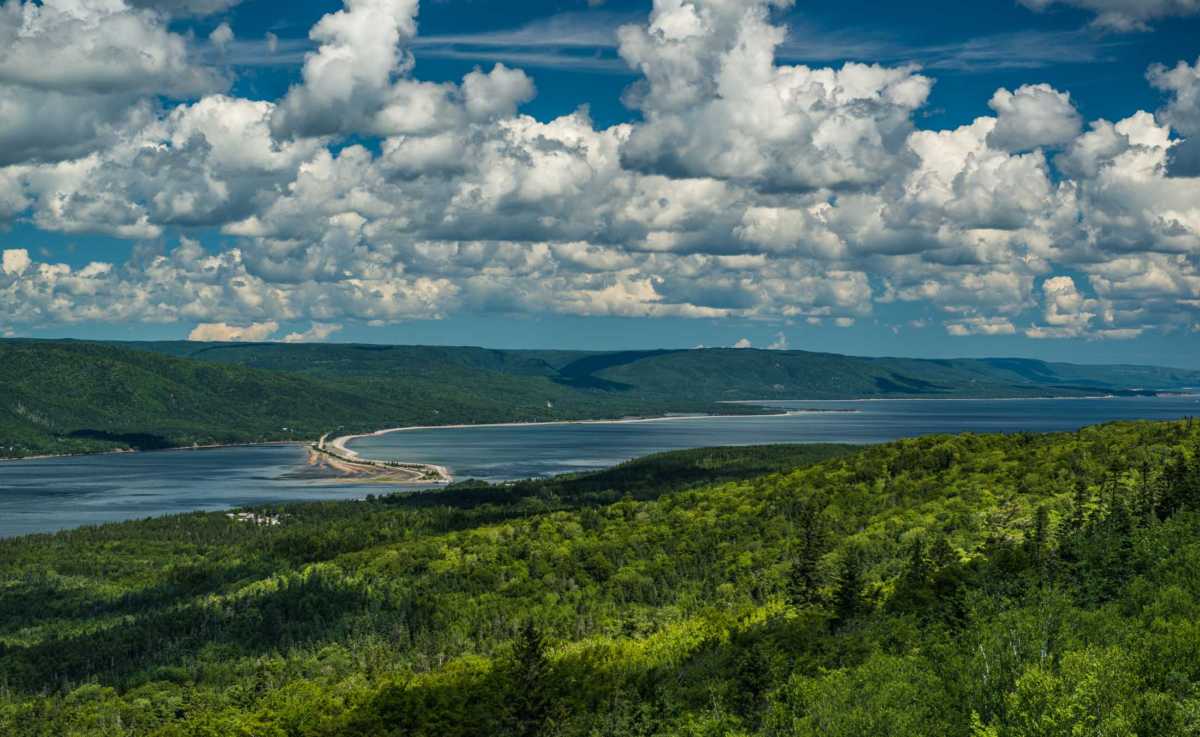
[0,341,719,459]
[126,341,1200,399]
[4,421,1200,734]
[3,338,1200,459]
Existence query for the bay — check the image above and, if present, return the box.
[349,395,1200,482]
[3,395,1199,538]
[0,446,399,539]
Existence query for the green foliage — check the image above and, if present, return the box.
[8,337,1198,459]
[577,349,1200,401]
[5,422,1200,735]
[831,548,867,629]
[0,340,747,459]
[503,622,554,737]
[785,500,826,609]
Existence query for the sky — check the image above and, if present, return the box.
[1,0,1200,365]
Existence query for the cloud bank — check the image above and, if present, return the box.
[1,0,1199,343]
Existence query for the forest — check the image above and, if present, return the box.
[0,341,735,459]
[4,421,1200,735]
[7,337,1200,459]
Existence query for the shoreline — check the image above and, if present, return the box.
[325,408,873,469]
[5,392,1194,466]
[327,410,797,455]
[724,393,1200,404]
[311,438,452,484]
[334,412,754,446]
[329,394,1200,472]
[324,411,802,478]
[0,440,306,465]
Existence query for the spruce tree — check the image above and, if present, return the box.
[889,539,935,615]
[1136,458,1156,522]
[788,506,826,608]
[1025,506,1050,566]
[929,535,958,569]
[505,620,553,737]
[900,539,930,592]
[832,550,865,629]
[1156,451,1190,520]
[1069,480,1091,531]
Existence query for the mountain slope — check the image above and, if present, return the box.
[4,338,1200,459]
[586,349,1200,399]
[127,340,1200,400]
[0,341,720,459]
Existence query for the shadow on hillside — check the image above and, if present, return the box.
[66,429,173,450]
[0,568,381,691]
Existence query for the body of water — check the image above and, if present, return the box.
[0,445,399,539]
[3,395,1199,538]
[351,395,1200,481]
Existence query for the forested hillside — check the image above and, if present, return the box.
[4,422,1200,735]
[0,341,727,459]
[5,338,1200,460]
[587,350,1200,400]
[133,340,1200,400]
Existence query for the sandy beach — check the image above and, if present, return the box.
[327,410,793,449]
[315,433,452,484]
[320,409,832,479]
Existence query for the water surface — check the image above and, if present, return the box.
[0,445,396,539]
[351,395,1200,481]
[3,396,1199,538]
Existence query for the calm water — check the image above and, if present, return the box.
[351,395,1200,481]
[3,396,1199,538]
[0,446,400,539]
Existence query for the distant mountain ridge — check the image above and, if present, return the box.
[124,341,1200,399]
[2,338,1198,459]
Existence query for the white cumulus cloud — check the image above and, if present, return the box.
[1019,0,1200,31]
[2,249,31,276]
[283,323,344,343]
[987,84,1082,152]
[616,0,931,190]
[270,0,420,137]
[0,0,1198,344]
[189,321,280,342]
[209,22,234,53]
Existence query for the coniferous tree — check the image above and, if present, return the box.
[787,504,826,608]
[1135,457,1156,522]
[1184,442,1200,511]
[730,636,771,725]
[929,535,958,569]
[889,539,936,616]
[505,621,553,737]
[1069,480,1091,532]
[1156,451,1191,520]
[832,549,866,629]
[1102,494,1135,595]
[901,539,931,589]
[1059,480,1093,571]
[1025,505,1051,574]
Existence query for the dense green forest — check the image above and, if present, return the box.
[131,340,1200,400]
[5,338,1200,460]
[0,341,734,459]
[5,422,1200,735]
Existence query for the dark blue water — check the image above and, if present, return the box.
[0,446,399,539]
[2,396,1198,538]
[351,396,1200,481]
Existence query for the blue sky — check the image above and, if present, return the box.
[2,0,1200,365]
[206,0,1200,128]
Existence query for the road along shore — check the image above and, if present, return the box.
[316,411,809,485]
[313,434,452,485]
